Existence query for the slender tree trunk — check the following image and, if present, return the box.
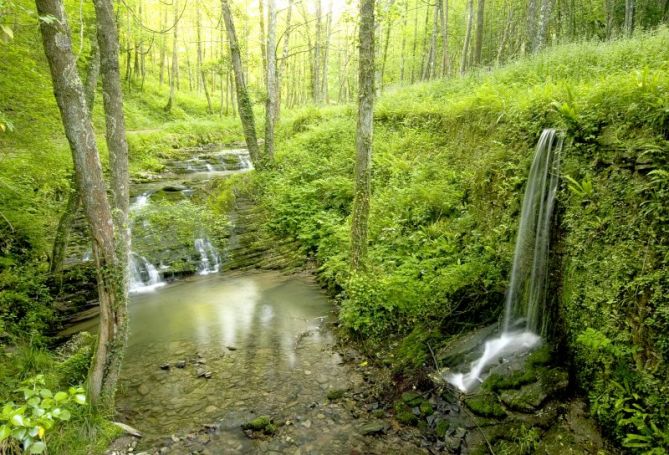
[535,0,553,51]
[440,0,450,76]
[425,0,439,80]
[165,0,179,111]
[410,0,418,83]
[276,0,292,120]
[50,181,80,284]
[221,0,260,166]
[350,0,375,271]
[526,0,537,53]
[624,0,635,36]
[419,2,430,80]
[91,0,130,407]
[321,0,333,103]
[496,8,513,66]
[380,0,395,91]
[313,0,322,103]
[399,0,408,83]
[36,0,126,410]
[196,2,213,113]
[159,8,166,85]
[258,0,267,86]
[265,0,277,161]
[473,0,485,65]
[460,0,474,75]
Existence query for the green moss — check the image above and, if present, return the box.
[435,419,450,438]
[401,391,423,406]
[465,394,507,418]
[326,389,346,401]
[483,370,538,392]
[241,415,274,433]
[394,401,419,425]
[419,401,434,416]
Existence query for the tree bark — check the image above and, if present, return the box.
[534,0,553,51]
[35,0,126,411]
[424,0,439,80]
[264,0,276,162]
[321,0,333,103]
[440,0,450,76]
[221,0,261,166]
[165,0,179,112]
[460,0,474,75]
[313,0,322,103]
[196,1,213,113]
[92,0,130,408]
[276,0,292,120]
[258,0,267,86]
[624,0,635,36]
[350,0,375,272]
[399,0,408,83]
[473,0,485,65]
[410,0,418,83]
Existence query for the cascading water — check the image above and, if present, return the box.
[194,238,221,275]
[446,129,563,393]
[129,254,165,293]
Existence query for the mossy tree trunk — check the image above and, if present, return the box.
[264,0,277,162]
[350,0,375,272]
[35,0,127,412]
[91,0,130,408]
[221,0,261,167]
[50,34,99,285]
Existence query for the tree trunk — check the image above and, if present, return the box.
[321,0,333,103]
[276,0,292,120]
[410,0,418,83]
[350,0,375,272]
[425,0,439,80]
[419,2,430,80]
[196,2,213,113]
[399,0,408,83]
[496,8,513,66]
[473,0,485,65]
[221,0,260,166]
[264,0,277,162]
[380,0,395,91]
[165,0,179,111]
[313,0,322,103]
[92,0,130,407]
[534,0,553,51]
[36,0,126,411]
[159,8,166,85]
[258,0,267,86]
[624,0,635,36]
[460,0,474,75]
[526,0,537,53]
[440,0,450,76]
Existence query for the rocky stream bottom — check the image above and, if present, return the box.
[99,272,613,455]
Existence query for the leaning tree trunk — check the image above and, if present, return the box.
[221,0,261,167]
[460,0,474,75]
[264,0,277,162]
[35,0,126,411]
[350,0,375,272]
[50,33,99,284]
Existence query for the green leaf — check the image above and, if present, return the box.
[58,410,71,421]
[54,392,67,402]
[39,389,52,399]
[0,425,10,442]
[27,397,40,407]
[0,25,13,40]
[11,414,25,427]
[29,441,47,454]
[73,394,86,405]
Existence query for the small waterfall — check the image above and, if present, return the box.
[194,238,221,275]
[129,254,165,293]
[446,129,562,392]
[131,192,151,211]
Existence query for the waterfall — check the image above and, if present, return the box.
[194,238,221,275]
[446,129,562,392]
[129,254,165,293]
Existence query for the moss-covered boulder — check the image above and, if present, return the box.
[464,393,507,418]
[499,369,569,412]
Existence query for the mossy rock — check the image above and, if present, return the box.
[499,369,568,413]
[394,402,419,425]
[483,369,537,392]
[326,389,346,401]
[435,419,450,438]
[401,391,423,406]
[241,415,275,434]
[419,401,434,416]
[464,394,507,418]
[526,345,552,368]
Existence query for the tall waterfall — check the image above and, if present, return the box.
[446,129,563,392]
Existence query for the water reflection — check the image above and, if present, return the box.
[116,271,340,445]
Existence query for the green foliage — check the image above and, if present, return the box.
[0,375,86,454]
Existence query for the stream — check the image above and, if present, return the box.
[85,146,427,454]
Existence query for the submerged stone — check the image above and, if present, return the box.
[359,420,388,435]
